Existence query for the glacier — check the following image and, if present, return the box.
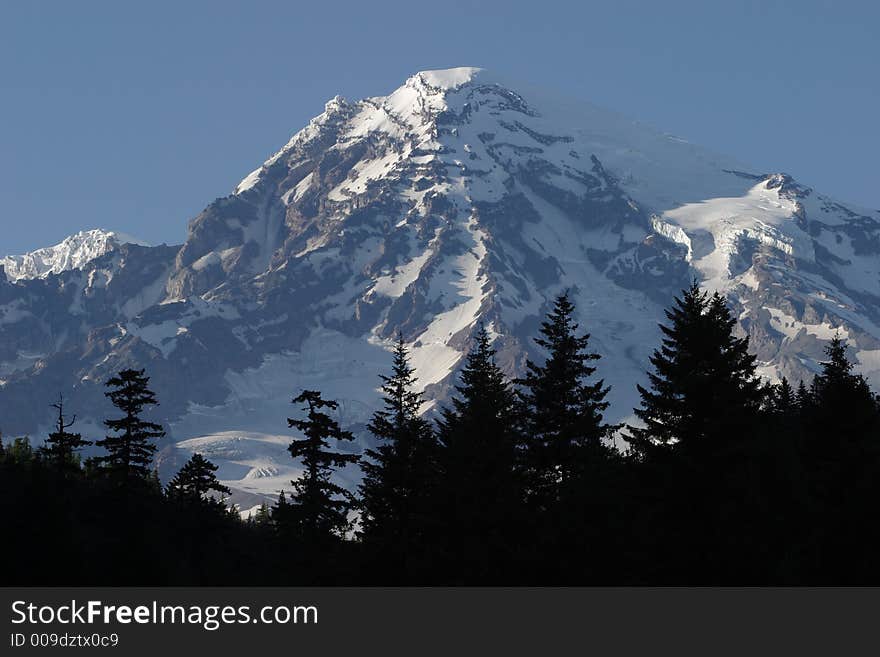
[2,67,879,507]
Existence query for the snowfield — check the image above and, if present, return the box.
[3,67,880,509]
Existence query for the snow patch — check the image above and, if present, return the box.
[2,229,147,282]
[234,167,262,194]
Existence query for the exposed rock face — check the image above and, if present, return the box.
[2,67,879,502]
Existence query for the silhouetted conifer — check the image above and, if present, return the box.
[40,395,91,474]
[806,335,879,426]
[627,282,763,459]
[799,335,880,581]
[359,336,438,581]
[167,453,230,508]
[272,490,290,530]
[435,325,522,582]
[253,502,271,526]
[517,293,617,504]
[94,369,165,485]
[6,436,34,465]
[624,283,767,582]
[796,380,811,407]
[767,377,798,416]
[283,390,359,549]
[515,294,622,581]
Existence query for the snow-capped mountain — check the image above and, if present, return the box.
[1,229,148,282]
[2,67,879,506]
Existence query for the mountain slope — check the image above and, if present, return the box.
[2,67,879,504]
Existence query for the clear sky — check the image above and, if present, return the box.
[1,0,877,254]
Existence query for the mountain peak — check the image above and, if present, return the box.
[409,66,485,91]
[3,69,880,502]
[1,228,147,282]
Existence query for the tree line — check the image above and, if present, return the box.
[2,282,879,584]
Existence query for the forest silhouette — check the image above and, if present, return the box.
[3,283,879,585]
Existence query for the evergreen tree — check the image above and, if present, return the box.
[94,369,165,485]
[40,395,91,473]
[515,294,622,581]
[272,490,290,532]
[435,325,522,582]
[6,436,35,466]
[359,335,438,580]
[624,283,766,582]
[799,335,880,580]
[763,376,804,444]
[796,380,811,408]
[283,390,359,548]
[627,282,764,459]
[763,375,805,462]
[754,375,814,581]
[253,502,271,527]
[517,293,617,504]
[767,377,798,416]
[806,335,879,426]
[801,335,880,463]
[166,453,230,508]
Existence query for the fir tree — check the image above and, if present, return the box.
[806,335,879,427]
[435,325,522,582]
[763,376,803,442]
[359,335,438,580]
[627,282,763,459]
[625,283,768,581]
[272,490,290,532]
[799,335,880,466]
[166,453,230,508]
[796,380,811,408]
[253,502,271,526]
[40,395,91,474]
[516,293,617,504]
[514,294,623,581]
[767,377,798,416]
[800,335,880,581]
[283,390,359,548]
[94,369,165,485]
[762,375,805,461]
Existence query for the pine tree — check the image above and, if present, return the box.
[359,335,438,580]
[94,369,165,485]
[166,453,230,508]
[627,282,764,459]
[40,395,91,474]
[435,325,522,582]
[517,293,617,505]
[283,390,359,549]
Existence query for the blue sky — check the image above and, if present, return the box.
[1,0,877,253]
